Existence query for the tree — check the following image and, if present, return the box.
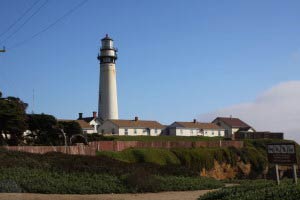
[58,121,83,145]
[0,93,28,145]
[26,114,62,145]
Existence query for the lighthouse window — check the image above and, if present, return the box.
[103,58,111,62]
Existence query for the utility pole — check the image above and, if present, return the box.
[0,46,5,53]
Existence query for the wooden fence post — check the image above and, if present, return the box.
[275,164,280,185]
[293,164,298,185]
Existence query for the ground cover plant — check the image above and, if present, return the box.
[0,148,224,194]
[0,167,223,194]
[199,179,300,200]
[0,139,298,194]
[97,146,269,176]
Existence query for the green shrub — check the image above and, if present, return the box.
[97,146,270,176]
[199,179,300,200]
[98,148,180,165]
[0,179,23,193]
[0,167,127,194]
[0,167,222,194]
[122,169,224,193]
[122,168,161,192]
[0,150,196,177]
[157,176,224,191]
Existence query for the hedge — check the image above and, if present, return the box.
[0,167,223,194]
[199,179,300,200]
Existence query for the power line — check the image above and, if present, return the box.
[0,0,41,40]
[0,0,49,45]
[9,0,89,50]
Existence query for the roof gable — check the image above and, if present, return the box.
[58,119,93,129]
[214,117,252,128]
[171,121,222,129]
[108,119,164,129]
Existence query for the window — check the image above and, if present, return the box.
[103,57,112,63]
[125,129,128,135]
[134,129,137,134]
[180,129,183,134]
[155,129,158,133]
[112,129,115,134]
[218,131,221,136]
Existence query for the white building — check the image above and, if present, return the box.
[98,34,119,120]
[99,117,165,136]
[77,112,101,134]
[212,117,255,139]
[168,119,225,137]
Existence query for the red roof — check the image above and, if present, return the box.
[173,121,222,130]
[109,119,164,129]
[213,117,252,128]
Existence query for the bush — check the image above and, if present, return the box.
[0,149,196,177]
[123,168,161,192]
[0,167,223,194]
[0,179,23,193]
[0,167,127,194]
[199,179,300,200]
[97,146,271,176]
[157,176,224,191]
[98,148,180,165]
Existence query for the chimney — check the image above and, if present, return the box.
[93,111,97,118]
[78,113,83,119]
[193,119,197,123]
[134,116,138,121]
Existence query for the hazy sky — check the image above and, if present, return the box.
[0,0,299,140]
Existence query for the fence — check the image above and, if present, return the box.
[4,140,244,156]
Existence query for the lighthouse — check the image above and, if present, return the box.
[97,34,119,120]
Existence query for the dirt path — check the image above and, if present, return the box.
[0,189,213,200]
[0,184,236,200]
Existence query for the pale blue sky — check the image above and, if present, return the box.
[0,0,300,124]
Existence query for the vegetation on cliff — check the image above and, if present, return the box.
[0,148,223,193]
[97,139,299,179]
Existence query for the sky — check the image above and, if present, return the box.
[0,0,299,141]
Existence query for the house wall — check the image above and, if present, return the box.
[98,121,119,135]
[212,119,233,138]
[169,127,224,137]
[89,119,101,133]
[119,128,162,136]
[212,119,256,139]
[98,121,162,136]
[83,129,97,134]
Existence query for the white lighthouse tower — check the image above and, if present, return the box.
[97,34,119,120]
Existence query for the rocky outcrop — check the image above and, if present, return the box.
[200,160,252,180]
